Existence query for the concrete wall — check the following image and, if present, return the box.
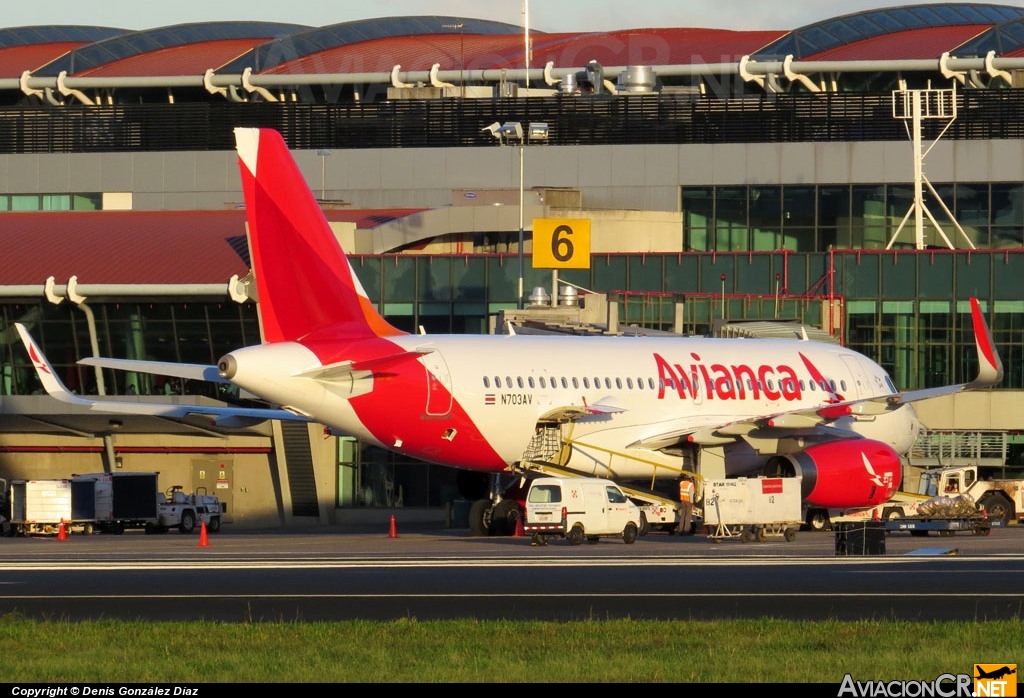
[0,431,286,530]
[912,391,1024,432]
[7,140,1024,214]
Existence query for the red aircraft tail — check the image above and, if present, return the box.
[233,127,405,343]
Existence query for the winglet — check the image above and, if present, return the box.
[15,323,91,406]
[967,297,1003,389]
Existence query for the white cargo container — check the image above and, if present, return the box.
[9,479,74,535]
[71,472,159,533]
[703,476,803,542]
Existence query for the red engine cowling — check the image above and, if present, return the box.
[766,439,902,509]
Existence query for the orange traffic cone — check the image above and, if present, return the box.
[197,521,210,547]
[514,515,524,537]
[388,514,398,539]
[57,519,68,541]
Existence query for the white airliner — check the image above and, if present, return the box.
[15,127,1004,535]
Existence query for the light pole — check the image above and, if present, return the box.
[517,139,525,309]
[316,149,331,200]
[441,22,465,98]
[720,273,726,319]
[482,121,548,309]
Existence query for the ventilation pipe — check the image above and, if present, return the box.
[542,61,558,86]
[203,68,228,98]
[391,65,413,88]
[738,55,766,89]
[939,52,966,85]
[429,64,455,88]
[18,70,44,100]
[45,275,106,395]
[783,56,821,93]
[242,67,277,102]
[985,50,1013,86]
[56,71,94,105]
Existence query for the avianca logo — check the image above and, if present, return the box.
[654,352,838,403]
[861,452,892,489]
[28,345,52,376]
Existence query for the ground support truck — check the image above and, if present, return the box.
[917,464,1024,527]
[703,476,802,543]
[883,493,992,537]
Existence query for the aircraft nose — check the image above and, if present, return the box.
[218,354,238,379]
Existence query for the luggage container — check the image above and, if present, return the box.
[71,472,159,533]
[703,476,803,542]
[9,479,74,535]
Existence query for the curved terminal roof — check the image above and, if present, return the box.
[755,2,1024,59]
[221,16,525,73]
[0,26,126,80]
[957,16,1024,56]
[0,5,1023,95]
[34,21,308,77]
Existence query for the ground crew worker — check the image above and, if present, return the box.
[676,474,695,535]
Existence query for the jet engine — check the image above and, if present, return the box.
[763,439,902,509]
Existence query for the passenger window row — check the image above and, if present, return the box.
[480,374,849,394]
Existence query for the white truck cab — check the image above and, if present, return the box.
[523,476,642,546]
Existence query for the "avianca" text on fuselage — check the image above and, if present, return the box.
[654,351,835,402]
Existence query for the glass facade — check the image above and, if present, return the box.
[684,183,1024,251]
[0,192,102,211]
[4,249,1020,397]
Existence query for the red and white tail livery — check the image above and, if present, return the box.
[18,127,1005,533]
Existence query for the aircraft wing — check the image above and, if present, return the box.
[632,297,1003,450]
[863,296,1003,406]
[15,323,308,428]
[79,356,226,383]
[630,406,861,450]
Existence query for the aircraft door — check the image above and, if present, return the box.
[421,351,453,417]
[839,356,871,401]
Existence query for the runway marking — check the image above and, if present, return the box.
[1,592,1023,600]
[2,555,1024,571]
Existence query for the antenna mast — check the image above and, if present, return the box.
[887,83,973,250]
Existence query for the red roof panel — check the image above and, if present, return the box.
[262,28,786,75]
[78,39,266,77]
[0,43,87,79]
[806,25,989,61]
[0,208,425,285]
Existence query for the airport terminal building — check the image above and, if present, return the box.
[1,4,1023,528]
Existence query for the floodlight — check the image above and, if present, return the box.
[528,122,549,141]
[498,121,524,140]
[482,122,502,139]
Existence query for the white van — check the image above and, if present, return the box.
[523,477,642,545]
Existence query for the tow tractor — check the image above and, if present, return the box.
[153,486,223,534]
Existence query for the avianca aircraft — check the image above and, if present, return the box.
[16,127,1004,534]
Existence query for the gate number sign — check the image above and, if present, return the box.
[532,218,591,269]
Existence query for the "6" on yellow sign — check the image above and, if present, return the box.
[532,218,591,269]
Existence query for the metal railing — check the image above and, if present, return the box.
[4,90,1024,154]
